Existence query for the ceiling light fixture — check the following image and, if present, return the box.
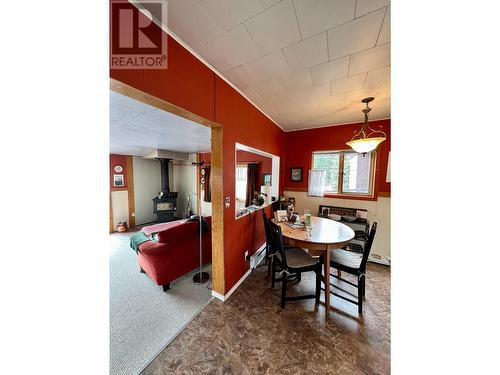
[346,97,386,154]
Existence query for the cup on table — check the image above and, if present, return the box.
[303,209,312,236]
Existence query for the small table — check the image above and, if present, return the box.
[274,216,354,313]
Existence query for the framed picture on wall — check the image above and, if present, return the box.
[113,174,124,187]
[262,174,272,186]
[290,167,302,182]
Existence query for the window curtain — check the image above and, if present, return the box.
[203,166,211,202]
[245,163,258,207]
[308,169,326,197]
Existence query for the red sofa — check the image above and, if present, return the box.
[137,217,212,291]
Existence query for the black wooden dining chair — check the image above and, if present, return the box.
[268,220,321,308]
[328,222,377,315]
[262,210,301,285]
[261,209,274,276]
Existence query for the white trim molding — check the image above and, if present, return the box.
[212,268,252,302]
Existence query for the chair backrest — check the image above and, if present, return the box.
[268,220,288,269]
[261,209,272,246]
[360,222,377,271]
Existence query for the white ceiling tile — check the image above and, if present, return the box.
[244,50,292,83]
[310,56,349,84]
[364,66,390,88]
[327,8,386,60]
[310,82,332,98]
[242,86,264,103]
[244,0,301,54]
[276,69,313,91]
[377,7,390,45]
[283,82,331,105]
[166,0,390,130]
[355,0,388,18]
[330,73,367,95]
[293,0,356,39]
[316,93,347,108]
[207,24,262,69]
[223,65,253,89]
[283,33,328,71]
[168,0,222,47]
[367,97,390,119]
[250,78,285,97]
[345,83,390,103]
[198,0,262,33]
[110,92,211,155]
[348,43,390,75]
[260,0,281,8]
[194,42,233,72]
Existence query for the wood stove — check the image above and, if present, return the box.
[152,158,178,222]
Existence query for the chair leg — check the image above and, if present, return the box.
[162,283,170,292]
[271,257,276,288]
[362,276,366,297]
[358,275,364,315]
[297,272,301,282]
[281,272,287,308]
[338,269,341,277]
[315,266,321,304]
[267,248,272,278]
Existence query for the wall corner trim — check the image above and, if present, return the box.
[211,268,252,302]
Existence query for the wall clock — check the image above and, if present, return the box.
[114,165,123,173]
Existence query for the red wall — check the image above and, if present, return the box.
[284,119,391,198]
[110,154,128,190]
[110,10,285,293]
[215,77,286,290]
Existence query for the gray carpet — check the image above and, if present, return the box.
[110,231,213,375]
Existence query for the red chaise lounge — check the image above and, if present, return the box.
[136,217,212,291]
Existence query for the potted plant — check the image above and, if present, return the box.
[116,221,128,232]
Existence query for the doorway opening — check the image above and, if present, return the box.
[109,79,224,375]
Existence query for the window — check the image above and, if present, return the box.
[312,150,375,196]
[235,165,248,205]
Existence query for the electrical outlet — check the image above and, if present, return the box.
[244,250,249,261]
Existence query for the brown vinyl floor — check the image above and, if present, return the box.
[141,262,390,375]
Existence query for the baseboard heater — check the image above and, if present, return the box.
[369,253,391,266]
[250,244,267,269]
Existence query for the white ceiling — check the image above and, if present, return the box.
[159,0,390,131]
[110,92,211,156]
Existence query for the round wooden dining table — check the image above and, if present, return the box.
[274,216,355,313]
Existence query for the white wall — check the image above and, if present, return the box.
[172,154,213,218]
[200,189,212,216]
[284,190,391,262]
[173,157,198,218]
[133,157,161,225]
[111,190,129,228]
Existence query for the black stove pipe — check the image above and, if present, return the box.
[158,158,171,194]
